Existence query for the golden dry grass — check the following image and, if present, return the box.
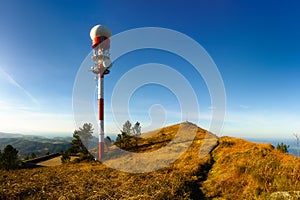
[38,156,78,167]
[1,124,300,199]
[201,136,300,199]
[0,122,218,200]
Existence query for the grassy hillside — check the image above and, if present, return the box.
[201,136,300,199]
[1,122,218,199]
[0,123,299,199]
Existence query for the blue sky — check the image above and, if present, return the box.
[0,0,299,138]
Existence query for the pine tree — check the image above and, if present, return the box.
[0,150,2,168]
[115,120,142,149]
[122,120,132,135]
[1,145,20,170]
[30,152,37,159]
[67,123,94,161]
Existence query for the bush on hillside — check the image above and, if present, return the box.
[276,142,289,153]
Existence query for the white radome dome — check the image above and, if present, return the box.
[90,24,112,39]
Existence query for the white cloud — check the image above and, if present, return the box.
[239,104,249,109]
[208,106,216,110]
[0,67,74,135]
[0,67,39,106]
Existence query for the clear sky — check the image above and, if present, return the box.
[0,0,299,138]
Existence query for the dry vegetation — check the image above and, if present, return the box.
[0,122,217,199]
[37,156,79,167]
[1,123,300,199]
[201,136,300,199]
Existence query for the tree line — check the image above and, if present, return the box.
[61,120,142,163]
[2,122,298,170]
[115,120,141,149]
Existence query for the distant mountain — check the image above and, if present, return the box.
[0,132,23,138]
[0,135,72,158]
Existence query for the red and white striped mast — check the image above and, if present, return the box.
[90,24,112,160]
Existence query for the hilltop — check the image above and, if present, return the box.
[1,122,300,199]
